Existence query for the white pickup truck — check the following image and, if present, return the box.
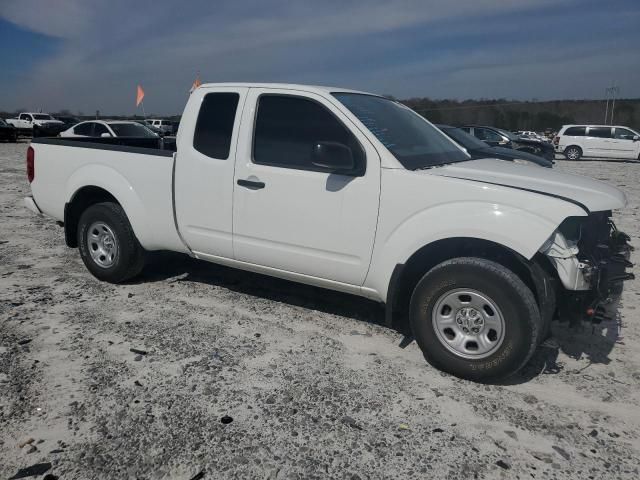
[24,83,634,381]
[7,112,65,137]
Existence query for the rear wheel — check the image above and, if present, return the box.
[564,146,582,161]
[409,257,540,382]
[77,202,145,283]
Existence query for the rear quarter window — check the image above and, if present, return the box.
[193,92,240,159]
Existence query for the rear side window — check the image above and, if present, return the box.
[74,123,94,135]
[587,127,612,138]
[193,92,240,159]
[563,126,585,136]
[253,95,364,172]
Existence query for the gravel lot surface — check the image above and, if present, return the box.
[1,141,639,479]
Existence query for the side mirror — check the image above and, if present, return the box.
[633,135,639,142]
[312,141,355,172]
[100,132,112,138]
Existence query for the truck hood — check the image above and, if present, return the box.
[429,158,627,212]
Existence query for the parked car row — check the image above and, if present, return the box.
[0,112,179,140]
[460,125,556,162]
[60,120,159,138]
[438,125,552,167]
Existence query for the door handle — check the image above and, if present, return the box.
[237,179,265,190]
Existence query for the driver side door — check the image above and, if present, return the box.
[232,88,380,287]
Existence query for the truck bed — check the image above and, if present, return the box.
[29,136,187,254]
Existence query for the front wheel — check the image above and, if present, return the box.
[77,202,145,283]
[409,258,540,382]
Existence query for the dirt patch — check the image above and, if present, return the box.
[1,142,639,479]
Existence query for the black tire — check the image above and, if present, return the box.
[77,202,145,283]
[409,257,540,382]
[564,146,582,161]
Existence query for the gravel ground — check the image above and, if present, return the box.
[1,141,639,479]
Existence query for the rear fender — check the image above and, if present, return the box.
[65,165,150,247]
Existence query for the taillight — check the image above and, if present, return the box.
[553,136,560,145]
[27,146,34,183]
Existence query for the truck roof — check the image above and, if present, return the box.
[198,82,375,96]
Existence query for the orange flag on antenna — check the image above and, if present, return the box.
[136,85,145,107]
[190,75,202,93]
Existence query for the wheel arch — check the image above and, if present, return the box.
[64,186,122,247]
[385,237,556,332]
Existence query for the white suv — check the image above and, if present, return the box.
[555,125,640,161]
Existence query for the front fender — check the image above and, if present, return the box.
[365,198,585,303]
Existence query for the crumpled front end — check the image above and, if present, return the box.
[540,211,634,324]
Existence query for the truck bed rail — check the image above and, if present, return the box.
[30,136,176,157]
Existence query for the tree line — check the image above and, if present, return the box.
[400,98,640,132]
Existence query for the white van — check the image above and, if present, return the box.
[555,125,640,160]
[147,119,175,134]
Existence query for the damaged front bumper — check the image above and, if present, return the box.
[540,213,634,324]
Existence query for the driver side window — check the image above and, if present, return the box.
[252,95,365,174]
[614,128,636,140]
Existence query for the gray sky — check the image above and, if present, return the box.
[1,0,639,115]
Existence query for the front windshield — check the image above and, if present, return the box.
[332,93,469,169]
[33,114,54,120]
[441,126,490,150]
[0,118,7,126]
[109,123,157,137]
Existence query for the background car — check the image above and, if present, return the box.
[5,112,66,137]
[554,125,640,161]
[461,125,555,161]
[55,115,81,131]
[0,118,18,142]
[438,124,552,167]
[138,120,165,136]
[516,130,549,142]
[147,119,176,135]
[60,120,159,138]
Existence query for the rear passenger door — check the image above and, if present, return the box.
[232,88,380,286]
[174,87,248,258]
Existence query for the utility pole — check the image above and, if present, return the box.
[605,84,620,125]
